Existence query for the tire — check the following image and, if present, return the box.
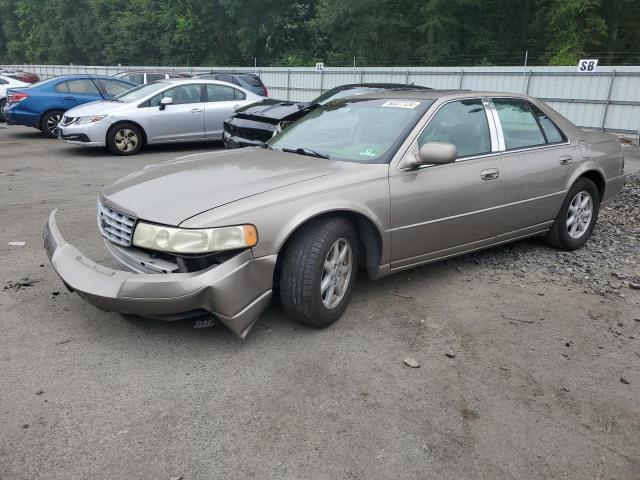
[544,178,600,250]
[107,122,143,155]
[40,110,64,138]
[0,98,6,122]
[279,217,359,328]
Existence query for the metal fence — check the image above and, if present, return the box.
[3,64,640,136]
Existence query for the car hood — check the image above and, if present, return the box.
[64,100,129,117]
[234,98,315,123]
[101,148,347,226]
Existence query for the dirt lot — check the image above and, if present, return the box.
[1,125,639,480]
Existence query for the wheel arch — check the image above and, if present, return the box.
[39,107,66,127]
[578,169,605,200]
[106,120,148,146]
[275,208,385,281]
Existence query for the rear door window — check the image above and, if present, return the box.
[66,79,101,94]
[418,99,492,158]
[54,82,69,93]
[529,103,566,144]
[206,84,236,102]
[493,99,546,150]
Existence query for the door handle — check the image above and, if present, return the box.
[480,168,500,181]
[63,96,76,100]
[191,108,203,113]
[559,155,573,165]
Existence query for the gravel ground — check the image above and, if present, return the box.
[0,126,639,480]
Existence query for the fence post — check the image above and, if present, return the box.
[405,69,410,84]
[320,69,324,93]
[360,70,365,84]
[524,70,533,95]
[286,69,291,101]
[601,70,616,132]
[458,70,464,89]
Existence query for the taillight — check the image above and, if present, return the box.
[262,85,268,97]
[8,92,28,103]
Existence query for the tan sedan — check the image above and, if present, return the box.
[44,90,626,337]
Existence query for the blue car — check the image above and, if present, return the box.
[3,74,136,137]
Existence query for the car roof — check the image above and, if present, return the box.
[347,89,534,101]
[40,74,131,81]
[330,83,431,90]
[116,70,187,74]
[155,78,241,84]
[197,71,260,77]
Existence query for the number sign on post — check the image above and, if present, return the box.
[578,59,598,72]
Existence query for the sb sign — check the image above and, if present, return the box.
[315,62,324,72]
[578,59,598,72]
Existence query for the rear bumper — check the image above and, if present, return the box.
[44,210,275,338]
[3,107,39,127]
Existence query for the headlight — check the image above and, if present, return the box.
[132,222,258,254]
[76,115,107,124]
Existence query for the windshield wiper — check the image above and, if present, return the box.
[281,147,330,159]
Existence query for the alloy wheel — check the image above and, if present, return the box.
[320,238,353,309]
[46,113,62,135]
[566,191,593,239]
[114,128,139,152]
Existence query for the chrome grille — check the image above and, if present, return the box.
[97,201,136,247]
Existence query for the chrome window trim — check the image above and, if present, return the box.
[396,96,498,172]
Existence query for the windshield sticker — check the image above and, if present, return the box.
[359,148,377,157]
[381,100,420,109]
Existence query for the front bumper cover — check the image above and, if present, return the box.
[44,210,275,338]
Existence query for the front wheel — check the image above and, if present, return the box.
[40,110,64,138]
[545,178,600,250]
[279,217,359,328]
[107,123,143,155]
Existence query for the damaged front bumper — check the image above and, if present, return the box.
[43,210,276,338]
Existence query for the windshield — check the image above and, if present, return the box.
[114,82,167,102]
[268,98,432,164]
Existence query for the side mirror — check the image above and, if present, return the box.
[159,97,173,110]
[407,142,457,168]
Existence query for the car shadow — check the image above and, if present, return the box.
[105,236,550,345]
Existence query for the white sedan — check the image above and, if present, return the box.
[58,79,265,155]
[0,74,29,120]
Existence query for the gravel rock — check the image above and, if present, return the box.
[465,174,640,296]
[403,358,420,368]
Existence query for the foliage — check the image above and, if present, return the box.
[0,0,638,66]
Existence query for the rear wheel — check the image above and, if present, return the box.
[0,98,6,122]
[40,110,64,138]
[544,178,600,250]
[107,123,143,156]
[279,217,359,328]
